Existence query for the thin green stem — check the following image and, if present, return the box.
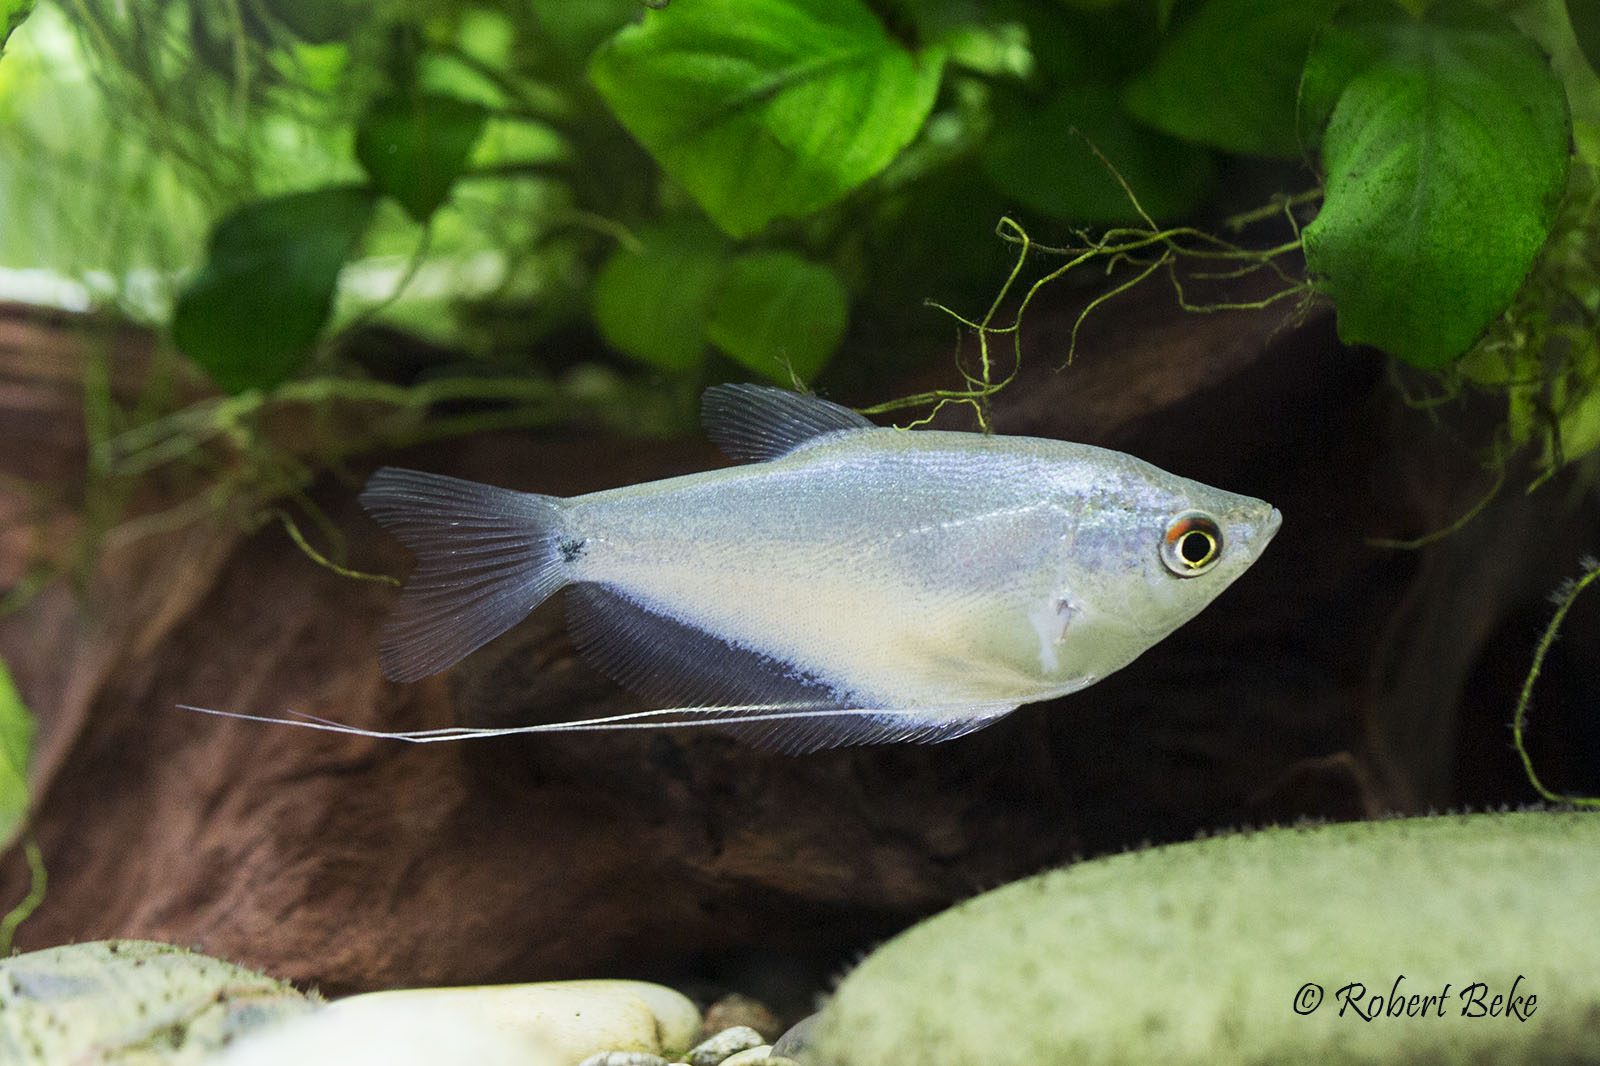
[270,509,399,586]
[1366,464,1507,550]
[1223,188,1324,231]
[0,838,47,955]
[1512,559,1600,806]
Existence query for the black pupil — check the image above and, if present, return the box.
[1179,529,1214,565]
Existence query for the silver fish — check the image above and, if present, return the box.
[188,384,1278,751]
[339,384,1280,751]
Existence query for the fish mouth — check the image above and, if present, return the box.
[1227,505,1281,559]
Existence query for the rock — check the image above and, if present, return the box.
[574,1052,671,1066]
[769,1013,817,1059]
[702,993,781,1042]
[563,979,703,1053]
[811,811,1600,1066]
[0,939,318,1065]
[306,980,699,1064]
[213,997,558,1066]
[687,1025,765,1066]
[718,1048,773,1066]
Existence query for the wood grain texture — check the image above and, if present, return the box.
[0,275,1592,1006]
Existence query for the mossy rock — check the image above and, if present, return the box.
[0,939,319,1065]
[812,811,1600,1066]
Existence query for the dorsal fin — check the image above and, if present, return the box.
[701,383,875,463]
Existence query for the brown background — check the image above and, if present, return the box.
[1,274,1595,1012]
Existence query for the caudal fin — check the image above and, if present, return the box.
[360,467,570,682]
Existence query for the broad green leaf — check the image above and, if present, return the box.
[1569,0,1600,78]
[528,0,640,61]
[1296,5,1389,147]
[1301,2,1570,369]
[591,220,728,371]
[589,0,945,238]
[1124,0,1343,158]
[173,187,376,393]
[262,0,361,44]
[1,1,33,55]
[355,93,488,223]
[1556,377,1600,463]
[0,658,34,849]
[983,84,1215,225]
[708,252,848,383]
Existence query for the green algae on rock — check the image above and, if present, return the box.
[811,811,1600,1066]
[0,939,319,1065]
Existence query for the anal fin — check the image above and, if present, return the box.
[565,583,1016,752]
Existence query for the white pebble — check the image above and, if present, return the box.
[719,1047,773,1066]
[575,1053,671,1066]
[299,980,695,1064]
[687,1025,765,1066]
[212,997,558,1066]
[558,979,703,1052]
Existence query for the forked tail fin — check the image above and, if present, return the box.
[360,467,571,681]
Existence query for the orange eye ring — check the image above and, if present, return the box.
[1161,512,1223,576]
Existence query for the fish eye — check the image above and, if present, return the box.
[1161,512,1223,577]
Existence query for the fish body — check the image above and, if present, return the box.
[358,384,1280,751]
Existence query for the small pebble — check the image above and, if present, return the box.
[687,1025,765,1066]
[702,993,780,1042]
[719,1047,773,1066]
[575,1054,671,1066]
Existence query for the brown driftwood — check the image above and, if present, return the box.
[0,280,1593,1006]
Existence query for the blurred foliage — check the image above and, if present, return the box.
[1453,155,1600,483]
[0,654,43,956]
[1,2,33,53]
[0,0,1594,496]
[1125,0,1344,157]
[173,186,377,391]
[0,656,31,850]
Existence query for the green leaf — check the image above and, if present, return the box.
[935,22,1033,80]
[528,0,641,61]
[0,658,34,849]
[1301,2,1571,369]
[708,252,848,383]
[0,1,33,55]
[592,220,729,371]
[1569,0,1600,79]
[355,93,488,223]
[1557,376,1600,464]
[1123,0,1343,158]
[983,83,1215,225]
[173,187,376,393]
[588,0,945,238]
[1297,3,1393,147]
[261,0,361,44]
